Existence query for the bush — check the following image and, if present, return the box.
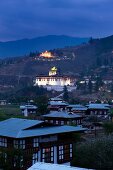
[72,136,113,170]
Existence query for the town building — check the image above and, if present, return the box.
[20,104,38,117]
[48,97,68,111]
[34,67,76,91]
[0,118,86,170]
[39,51,54,59]
[42,111,83,126]
[0,100,7,105]
[28,162,93,170]
[86,103,110,117]
[67,105,87,115]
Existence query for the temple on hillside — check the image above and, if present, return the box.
[39,51,54,58]
[34,67,76,91]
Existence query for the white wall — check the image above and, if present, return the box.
[35,77,71,86]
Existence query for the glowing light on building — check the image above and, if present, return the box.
[40,51,54,58]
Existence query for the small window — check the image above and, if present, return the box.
[0,137,7,147]
[58,144,73,162]
[41,147,54,163]
[56,120,59,125]
[33,138,39,147]
[14,140,25,149]
[32,152,38,165]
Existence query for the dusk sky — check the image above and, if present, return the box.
[0,0,113,41]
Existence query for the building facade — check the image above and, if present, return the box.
[43,111,83,126]
[86,103,110,117]
[34,67,76,91]
[0,118,85,170]
[20,104,37,117]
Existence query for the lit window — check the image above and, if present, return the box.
[50,120,53,123]
[58,144,73,162]
[0,137,7,147]
[41,147,54,163]
[61,121,64,125]
[56,120,59,125]
[33,138,39,147]
[32,152,38,165]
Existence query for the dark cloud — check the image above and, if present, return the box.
[0,0,113,41]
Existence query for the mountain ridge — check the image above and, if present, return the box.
[0,35,89,58]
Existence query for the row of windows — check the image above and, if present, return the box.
[0,137,39,149]
[32,144,72,165]
[59,144,73,162]
[38,78,68,81]
[14,140,25,149]
[46,119,81,125]
[1,144,73,168]
[90,110,107,115]
[14,138,39,149]
[42,147,54,163]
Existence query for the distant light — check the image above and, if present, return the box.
[40,51,54,58]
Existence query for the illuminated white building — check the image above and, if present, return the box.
[34,67,76,91]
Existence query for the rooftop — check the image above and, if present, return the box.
[86,103,110,109]
[67,104,86,108]
[20,104,37,109]
[50,97,63,101]
[43,111,82,119]
[28,162,93,170]
[0,118,86,138]
[49,101,68,106]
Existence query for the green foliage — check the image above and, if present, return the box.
[72,136,113,170]
[96,56,102,67]
[88,79,92,94]
[103,122,113,135]
[0,105,24,121]
[95,76,103,92]
[35,95,49,115]
[9,85,48,103]
[0,147,24,170]
[63,86,69,101]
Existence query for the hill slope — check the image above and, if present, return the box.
[0,35,89,58]
[0,35,113,88]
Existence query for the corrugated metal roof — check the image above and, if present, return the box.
[67,105,86,108]
[20,105,37,109]
[0,118,43,138]
[49,101,68,106]
[28,162,93,170]
[50,97,63,101]
[86,104,110,109]
[19,125,86,138]
[0,118,86,138]
[43,111,82,118]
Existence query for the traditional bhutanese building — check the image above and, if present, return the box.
[34,67,76,91]
[39,51,54,58]
[0,118,86,170]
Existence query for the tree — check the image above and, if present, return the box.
[72,136,113,170]
[103,122,113,135]
[63,86,69,101]
[111,83,113,94]
[88,79,92,93]
[35,95,49,115]
[96,56,102,67]
[95,76,103,92]
[89,37,93,44]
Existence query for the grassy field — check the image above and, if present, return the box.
[0,105,25,121]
